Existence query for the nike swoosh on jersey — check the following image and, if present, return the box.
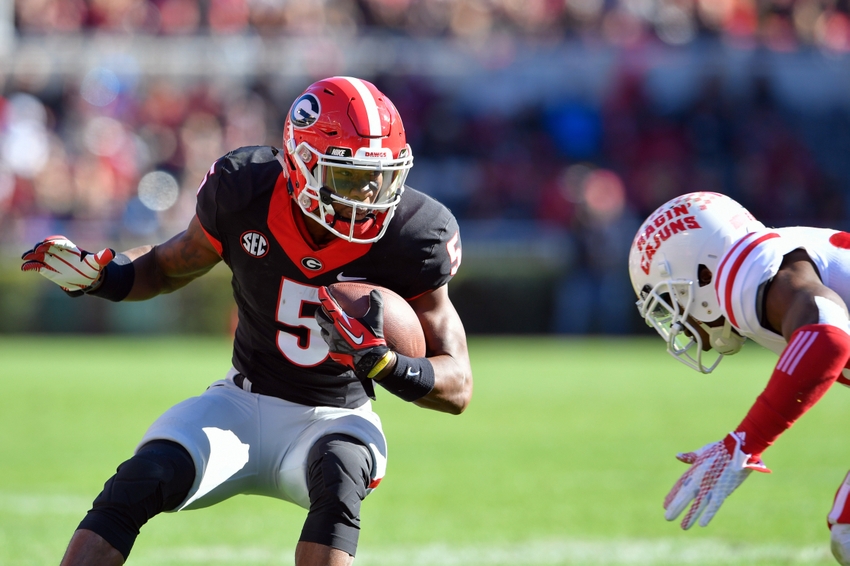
[339,322,364,345]
[337,273,367,281]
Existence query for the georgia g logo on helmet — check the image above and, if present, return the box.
[290,94,321,129]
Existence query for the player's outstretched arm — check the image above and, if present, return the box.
[405,284,473,414]
[729,249,850,457]
[665,249,850,530]
[122,215,222,301]
[22,215,221,302]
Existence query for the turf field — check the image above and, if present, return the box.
[1,335,847,565]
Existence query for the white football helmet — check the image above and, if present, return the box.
[628,192,765,373]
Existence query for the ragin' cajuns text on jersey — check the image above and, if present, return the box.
[714,226,850,358]
[195,146,462,408]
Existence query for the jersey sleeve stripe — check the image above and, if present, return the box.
[713,232,759,326]
[196,161,217,195]
[714,233,755,289]
[715,232,780,329]
[776,330,807,373]
[199,224,223,256]
[778,330,818,375]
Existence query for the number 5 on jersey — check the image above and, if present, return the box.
[275,279,328,366]
[447,231,461,276]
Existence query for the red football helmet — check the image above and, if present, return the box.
[280,76,413,243]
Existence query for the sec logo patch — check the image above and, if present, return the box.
[241,231,268,258]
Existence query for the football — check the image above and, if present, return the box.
[327,282,426,358]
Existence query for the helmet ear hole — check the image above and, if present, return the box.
[697,264,713,287]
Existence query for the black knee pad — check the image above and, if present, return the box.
[78,440,195,560]
[300,434,373,557]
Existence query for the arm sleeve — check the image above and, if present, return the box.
[736,323,850,456]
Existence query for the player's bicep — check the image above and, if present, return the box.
[162,216,221,272]
[781,287,849,340]
[409,286,468,359]
[768,251,849,340]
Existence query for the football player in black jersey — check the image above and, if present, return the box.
[22,76,473,566]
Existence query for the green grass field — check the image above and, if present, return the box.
[1,335,847,565]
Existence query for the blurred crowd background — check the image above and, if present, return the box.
[11,0,850,47]
[3,0,850,335]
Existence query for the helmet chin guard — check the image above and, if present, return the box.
[638,277,723,373]
[629,192,764,373]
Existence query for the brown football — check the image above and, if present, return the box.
[327,282,426,358]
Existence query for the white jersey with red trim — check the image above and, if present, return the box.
[714,227,850,355]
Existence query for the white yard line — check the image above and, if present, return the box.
[0,493,834,565]
[135,538,833,565]
[0,492,91,516]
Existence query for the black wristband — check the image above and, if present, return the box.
[377,354,435,402]
[86,254,135,302]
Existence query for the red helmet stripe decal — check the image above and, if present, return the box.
[716,232,779,328]
[340,76,383,149]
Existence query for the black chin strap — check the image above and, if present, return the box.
[327,212,376,230]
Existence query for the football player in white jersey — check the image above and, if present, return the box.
[629,191,850,565]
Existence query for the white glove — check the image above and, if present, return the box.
[663,432,771,529]
[21,235,115,293]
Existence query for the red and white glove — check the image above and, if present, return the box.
[663,431,771,529]
[21,236,114,293]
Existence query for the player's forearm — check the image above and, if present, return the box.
[736,323,850,456]
[122,244,216,301]
[411,354,473,414]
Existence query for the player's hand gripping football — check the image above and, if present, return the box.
[315,287,395,398]
[664,432,771,529]
[21,236,114,295]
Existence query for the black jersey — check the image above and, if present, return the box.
[195,146,461,408]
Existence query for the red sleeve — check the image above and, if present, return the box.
[199,222,223,256]
[736,324,850,456]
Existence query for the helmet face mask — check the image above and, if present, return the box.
[638,279,722,373]
[628,192,765,373]
[282,77,413,244]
